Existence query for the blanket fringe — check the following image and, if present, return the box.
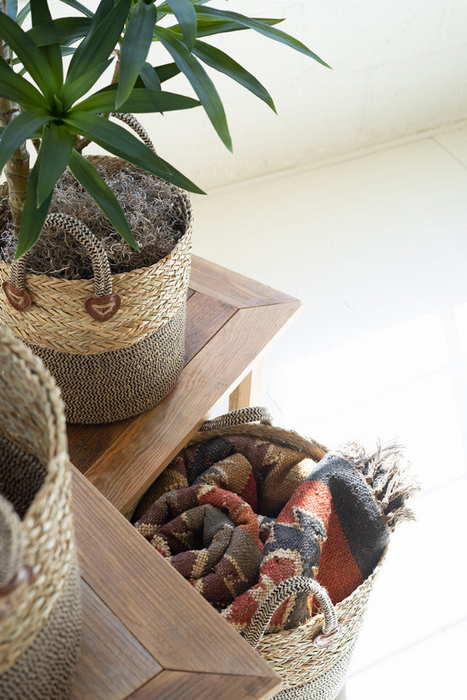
[335,442,420,531]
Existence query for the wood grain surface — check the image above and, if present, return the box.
[126,670,281,700]
[83,300,301,514]
[72,467,280,686]
[229,355,269,411]
[189,255,296,308]
[70,580,161,700]
[67,256,302,515]
[184,291,236,364]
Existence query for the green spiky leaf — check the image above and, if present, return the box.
[28,17,93,48]
[61,58,114,108]
[139,61,161,90]
[0,108,51,175]
[63,111,205,194]
[116,1,157,109]
[66,0,130,86]
[0,55,46,108]
[192,39,276,112]
[31,0,63,88]
[36,123,73,207]
[167,0,197,51]
[167,16,284,40]
[15,149,54,260]
[69,149,139,250]
[194,6,331,68]
[154,27,232,151]
[0,10,60,97]
[73,87,200,114]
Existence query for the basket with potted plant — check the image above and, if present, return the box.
[0,0,329,424]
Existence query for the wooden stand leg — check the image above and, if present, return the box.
[229,354,269,410]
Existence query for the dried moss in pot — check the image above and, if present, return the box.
[0,157,189,280]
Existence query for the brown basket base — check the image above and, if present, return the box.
[28,305,186,424]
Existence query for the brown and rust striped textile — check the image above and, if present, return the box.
[135,430,417,634]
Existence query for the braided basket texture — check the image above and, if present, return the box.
[0,326,81,698]
[0,155,193,423]
[187,408,387,700]
[257,559,383,698]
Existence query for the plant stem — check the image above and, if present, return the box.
[112,49,121,85]
[0,0,29,232]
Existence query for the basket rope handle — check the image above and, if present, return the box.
[243,576,341,649]
[111,112,156,152]
[4,213,121,321]
[200,406,273,431]
[2,113,155,320]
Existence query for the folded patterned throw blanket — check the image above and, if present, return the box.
[134,423,417,634]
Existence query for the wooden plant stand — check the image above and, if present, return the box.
[68,255,302,516]
[69,256,302,699]
[70,468,281,700]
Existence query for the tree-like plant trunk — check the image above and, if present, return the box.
[0,0,30,232]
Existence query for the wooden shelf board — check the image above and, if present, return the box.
[82,300,302,514]
[72,468,280,685]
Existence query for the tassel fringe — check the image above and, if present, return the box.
[336,441,420,531]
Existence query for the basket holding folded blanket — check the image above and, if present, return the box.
[134,408,418,699]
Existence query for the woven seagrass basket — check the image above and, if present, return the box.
[0,115,193,424]
[244,558,384,699]
[0,326,81,699]
[191,409,389,700]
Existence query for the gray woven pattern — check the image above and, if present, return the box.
[200,407,273,431]
[0,437,46,520]
[111,113,155,152]
[28,305,186,423]
[10,213,113,297]
[0,556,82,700]
[244,577,338,649]
[273,644,355,700]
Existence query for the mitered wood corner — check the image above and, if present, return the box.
[82,300,302,514]
[70,467,281,700]
[189,254,300,308]
[126,670,281,700]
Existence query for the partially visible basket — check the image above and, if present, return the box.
[138,407,417,700]
[0,326,81,699]
[0,114,192,424]
[244,559,384,699]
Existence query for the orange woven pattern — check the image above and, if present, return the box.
[0,198,192,355]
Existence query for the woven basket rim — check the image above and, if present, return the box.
[0,188,193,354]
[188,423,329,462]
[0,223,191,285]
[0,191,193,286]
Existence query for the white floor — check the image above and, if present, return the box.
[191,122,467,699]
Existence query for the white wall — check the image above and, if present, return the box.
[140,0,467,191]
[14,1,467,192]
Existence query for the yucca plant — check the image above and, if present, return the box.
[0,0,329,261]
